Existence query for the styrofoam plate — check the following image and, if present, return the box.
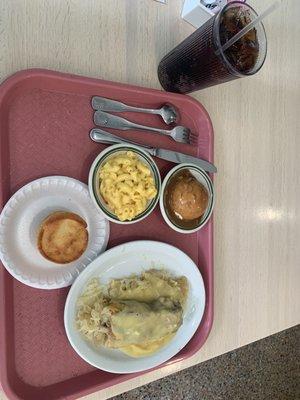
[0,176,109,289]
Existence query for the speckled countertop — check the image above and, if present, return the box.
[113,325,300,400]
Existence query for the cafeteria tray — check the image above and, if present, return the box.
[0,69,214,400]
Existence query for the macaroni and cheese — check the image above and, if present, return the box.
[99,151,157,221]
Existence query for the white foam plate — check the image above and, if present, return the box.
[64,240,205,373]
[0,176,109,289]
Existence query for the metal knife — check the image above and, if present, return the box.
[90,128,217,173]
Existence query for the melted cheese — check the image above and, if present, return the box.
[76,270,188,357]
[110,301,182,347]
[109,270,187,306]
[120,334,175,357]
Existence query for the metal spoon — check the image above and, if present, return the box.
[92,96,178,125]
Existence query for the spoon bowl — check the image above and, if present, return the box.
[160,104,178,125]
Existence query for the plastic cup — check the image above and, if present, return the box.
[157,1,267,93]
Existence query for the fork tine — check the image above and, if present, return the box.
[174,133,188,144]
[183,130,191,144]
[184,135,190,144]
[191,131,199,140]
[183,132,190,144]
[188,131,199,146]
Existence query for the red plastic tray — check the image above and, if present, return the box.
[0,69,214,400]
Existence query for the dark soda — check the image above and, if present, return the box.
[158,1,267,93]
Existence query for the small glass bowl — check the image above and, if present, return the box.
[160,164,214,234]
[88,144,161,224]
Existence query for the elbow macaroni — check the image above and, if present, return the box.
[99,151,157,221]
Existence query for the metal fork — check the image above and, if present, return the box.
[94,110,198,145]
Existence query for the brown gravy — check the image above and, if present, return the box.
[164,169,208,230]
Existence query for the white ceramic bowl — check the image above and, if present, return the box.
[88,144,161,224]
[64,240,205,374]
[160,164,214,234]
